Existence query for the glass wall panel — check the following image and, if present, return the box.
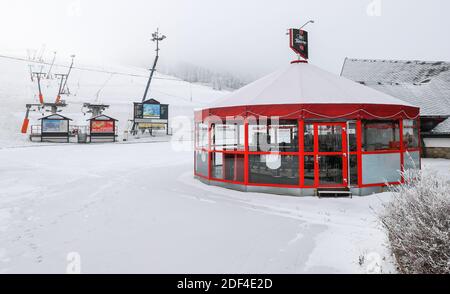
[224,154,245,182]
[195,150,209,176]
[249,120,298,152]
[348,122,357,152]
[319,156,343,185]
[304,124,314,152]
[211,122,244,151]
[210,152,224,179]
[404,151,421,170]
[362,121,400,151]
[303,156,315,186]
[318,125,343,152]
[349,155,358,186]
[196,123,209,149]
[362,153,401,184]
[403,120,420,149]
[249,155,299,185]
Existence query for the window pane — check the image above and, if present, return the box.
[403,120,419,149]
[195,151,209,176]
[348,122,357,152]
[196,123,208,148]
[211,152,224,179]
[224,154,245,182]
[249,120,298,152]
[362,121,400,151]
[212,122,244,151]
[249,123,268,152]
[404,151,420,170]
[362,153,401,184]
[349,155,358,186]
[303,156,315,186]
[318,125,343,152]
[319,156,343,185]
[249,155,299,185]
[304,124,314,152]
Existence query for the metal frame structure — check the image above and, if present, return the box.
[132,99,170,136]
[194,111,421,197]
[39,114,72,143]
[88,115,118,143]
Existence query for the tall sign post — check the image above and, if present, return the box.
[131,29,169,135]
[289,29,309,60]
[288,20,314,62]
[142,29,166,102]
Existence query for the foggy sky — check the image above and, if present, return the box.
[0,0,449,78]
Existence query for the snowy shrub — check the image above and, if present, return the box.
[380,168,450,274]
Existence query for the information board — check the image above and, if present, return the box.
[42,119,68,133]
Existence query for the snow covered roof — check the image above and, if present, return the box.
[433,118,450,134]
[38,114,72,121]
[87,115,118,121]
[341,58,450,117]
[341,58,450,134]
[212,61,414,108]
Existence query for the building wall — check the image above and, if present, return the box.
[424,138,450,159]
[425,148,450,159]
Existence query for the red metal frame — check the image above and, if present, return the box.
[193,110,422,191]
[313,122,349,188]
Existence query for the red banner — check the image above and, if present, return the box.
[91,121,114,133]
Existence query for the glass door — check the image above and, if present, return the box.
[315,123,349,188]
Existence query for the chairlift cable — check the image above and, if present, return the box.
[0,54,181,82]
[95,73,115,103]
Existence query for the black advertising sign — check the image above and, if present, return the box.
[134,102,169,121]
[290,29,309,60]
[134,103,144,119]
[160,104,169,120]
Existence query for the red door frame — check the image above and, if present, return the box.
[313,122,349,188]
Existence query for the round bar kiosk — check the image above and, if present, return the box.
[194,60,421,196]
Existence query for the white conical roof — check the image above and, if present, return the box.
[212,62,414,108]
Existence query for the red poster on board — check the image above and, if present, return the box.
[91,121,114,133]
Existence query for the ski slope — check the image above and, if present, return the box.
[0,55,226,147]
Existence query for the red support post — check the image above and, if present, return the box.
[244,118,249,185]
[313,124,319,188]
[356,120,363,187]
[399,119,405,183]
[299,120,304,187]
[208,122,212,180]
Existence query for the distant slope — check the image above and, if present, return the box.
[0,55,227,147]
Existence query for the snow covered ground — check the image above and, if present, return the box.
[1,140,448,274]
[1,54,449,274]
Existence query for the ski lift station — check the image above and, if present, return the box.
[132,99,170,136]
[194,28,421,197]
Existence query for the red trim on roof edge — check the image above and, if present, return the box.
[291,60,308,64]
[195,104,420,122]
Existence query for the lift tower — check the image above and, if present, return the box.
[142,29,166,102]
[131,29,166,135]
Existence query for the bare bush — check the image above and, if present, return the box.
[379,168,450,274]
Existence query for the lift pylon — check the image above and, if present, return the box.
[32,72,47,104]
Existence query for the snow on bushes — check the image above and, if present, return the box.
[380,166,450,274]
